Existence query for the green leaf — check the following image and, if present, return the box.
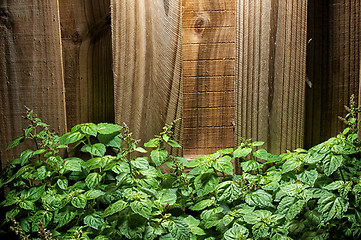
[323,181,345,191]
[20,149,34,166]
[131,158,149,169]
[194,173,219,197]
[59,132,85,145]
[130,198,153,219]
[82,143,106,157]
[6,134,25,150]
[71,194,87,209]
[184,215,200,228]
[252,222,269,239]
[97,123,123,134]
[297,170,318,187]
[54,208,77,228]
[190,199,215,211]
[282,157,302,173]
[85,189,105,200]
[81,123,98,136]
[318,193,348,221]
[233,147,252,158]
[251,141,265,147]
[159,189,177,206]
[84,212,104,230]
[245,189,274,208]
[286,199,306,220]
[144,138,159,148]
[253,149,270,160]
[224,223,249,240]
[64,157,84,172]
[57,179,68,190]
[214,156,233,175]
[103,199,127,217]
[168,140,181,148]
[151,149,168,167]
[85,172,102,189]
[23,184,46,201]
[97,132,121,148]
[135,147,147,153]
[19,200,35,210]
[168,219,190,240]
[216,181,243,203]
[322,154,343,176]
[241,160,263,172]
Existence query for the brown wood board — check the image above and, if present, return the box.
[59,0,113,128]
[0,0,66,169]
[111,0,183,154]
[235,0,308,154]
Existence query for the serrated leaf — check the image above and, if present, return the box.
[84,212,104,230]
[251,141,265,147]
[57,179,68,190]
[23,184,46,201]
[168,219,190,240]
[131,157,149,170]
[224,223,249,240]
[245,189,274,208]
[323,181,345,191]
[71,194,87,209]
[97,123,123,134]
[144,138,159,148]
[282,157,302,173]
[135,147,147,153]
[216,181,242,203]
[130,198,153,219]
[84,189,105,200]
[233,147,252,158]
[253,149,270,160]
[190,199,214,211]
[103,200,127,217]
[159,189,177,206]
[286,200,306,220]
[97,132,121,148]
[168,140,181,148]
[322,154,343,176]
[80,123,98,136]
[151,149,168,167]
[19,200,35,210]
[85,172,102,189]
[184,215,200,228]
[82,143,106,157]
[194,173,219,197]
[297,169,318,187]
[6,134,25,150]
[64,157,84,172]
[20,149,34,166]
[241,160,262,172]
[214,156,233,175]
[59,132,85,145]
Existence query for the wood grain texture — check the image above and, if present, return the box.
[0,0,66,169]
[111,0,183,153]
[182,0,236,157]
[59,0,113,128]
[305,0,361,148]
[235,0,308,154]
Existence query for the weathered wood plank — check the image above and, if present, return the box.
[184,107,235,128]
[182,0,235,157]
[59,0,113,127]
[183,76,234,92]
[0,0,66,169]
[235,0,308,154]
[111,0,183,152]
[183,43,235,60]
[305,0,361,148]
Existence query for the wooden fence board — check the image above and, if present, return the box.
[59,0,113,127]
[305,0,361,148]
[111,0,183,151]
[0,0,66,169]
[182,0,235,157]
[235,0,308,154]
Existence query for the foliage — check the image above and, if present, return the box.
[1,101,361,240]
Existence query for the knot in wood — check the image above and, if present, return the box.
[194,17,205,34]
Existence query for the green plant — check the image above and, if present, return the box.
[1,99,361,240]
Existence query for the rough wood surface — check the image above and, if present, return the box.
[0,0,66,169]
[235,0,308,154]
[182,0,236,157]
[59,0,113,128]
[305,0,361,148]
[111,0,183,152]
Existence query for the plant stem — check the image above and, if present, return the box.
[339,168,346,183]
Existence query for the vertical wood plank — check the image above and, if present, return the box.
[111,0,183,151]
[235,0,308,154]
[182,0,236,158]
[305,0,361,148]
[59,0,113,128]
[0,0,66,169]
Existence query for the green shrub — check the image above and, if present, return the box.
[1,99,361,240]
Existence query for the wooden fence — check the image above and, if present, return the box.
[0,0,360,169]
